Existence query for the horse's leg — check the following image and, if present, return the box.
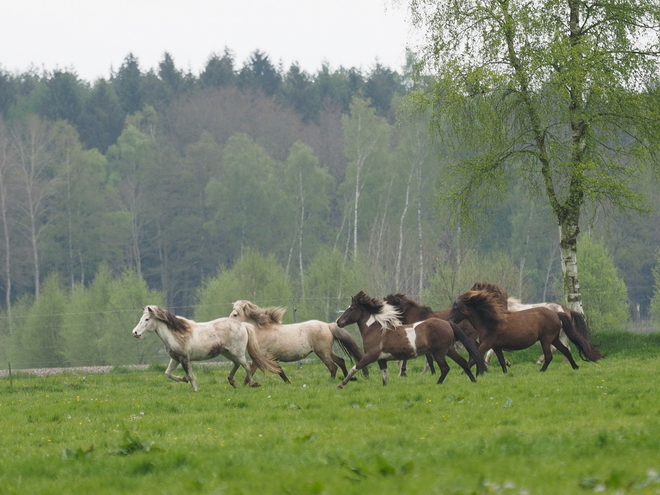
[242,361,257,386]
[315,350,339,379]
[177,357,197,392]
[164,358,182,382]
[331,353,355,381]
[243,360,262,387]
[398,360,407,377]
[337,353,378,389]
[552,337,579,370]
[493,348,509,374]
[379,359,389,386]
[484,349,494,365]
[447,347,476,382]
[539,343,554,372]
[165,358,196,389]
[424,354,436,375]
[227,362,241,388]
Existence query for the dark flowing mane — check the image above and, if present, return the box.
[470,281,509,308]
[384,293,434,318]
[454,290,507,330]
[353,290,384,314]
[149,305,190,333]
[233,300,286,327]
[353,291,400,330]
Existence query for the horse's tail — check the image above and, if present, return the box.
[330,322,364,362]
[330,322,368,377]
[568,309,590,339]
[450,321,487,375]
[558,313,604,362]
[244,324,284,375]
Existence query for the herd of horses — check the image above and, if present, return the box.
[131,282,603,392]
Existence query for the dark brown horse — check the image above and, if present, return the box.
[447,290,603,373]
[385,292,515,371]
[470,281,592,364]
[335,291,487,389]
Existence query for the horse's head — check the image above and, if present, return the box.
[132,305,160,338]
[470,281,509,309]
[448,290,506,331]
[384,293,429,324]
[230,300,285,327]
[337,291,400,331]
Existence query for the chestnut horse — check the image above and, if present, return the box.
[229,300,366,382]
[447,290,603,373]
[132,305,284,392]
[335,291,487,388]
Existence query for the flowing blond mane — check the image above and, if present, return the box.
[231,300,286,327]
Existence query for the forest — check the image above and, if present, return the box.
[1,47,659,369]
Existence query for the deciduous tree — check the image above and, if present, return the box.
[409,0,660,312]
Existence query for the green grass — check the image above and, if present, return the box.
[1,332,659,494]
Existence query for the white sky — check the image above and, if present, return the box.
[0,0,419,82]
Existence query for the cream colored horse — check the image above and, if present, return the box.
[132,305,284,392]
[229,300,366,382]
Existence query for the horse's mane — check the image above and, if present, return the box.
[384,293,431,315]
[148,305,190,333]
[470,281,509,308]
[354,291,401,331]
[454,291,506,329]
[232,300,286,327]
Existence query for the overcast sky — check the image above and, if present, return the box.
[1,0,419,82]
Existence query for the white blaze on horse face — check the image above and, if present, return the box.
[132,309,152,338]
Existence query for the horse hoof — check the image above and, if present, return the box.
[181,377,189,382]
[250,382,261,387]
[336,385,344,390]
[228,379,237,388]
[399,373,407,378]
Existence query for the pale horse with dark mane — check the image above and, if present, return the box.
[132,305,284,392]
[229,300,366,382]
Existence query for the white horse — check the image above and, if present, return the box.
[229,300,366,382]
[132,305,284,392]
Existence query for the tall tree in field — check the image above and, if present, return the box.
[341,96,391,260]
[409,1,660,312]
[282,141,333,301]
[0,118,15,313]
[11,115,60,296]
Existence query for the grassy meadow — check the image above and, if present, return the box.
[1,331,659,495]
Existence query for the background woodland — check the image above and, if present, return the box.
[1,49,658,368]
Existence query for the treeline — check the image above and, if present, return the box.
[0,50,407,154]
[0,48,658,354]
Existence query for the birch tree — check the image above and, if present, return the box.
[341,96,390,259]
[11,115,60,296]
[409,0,660,311]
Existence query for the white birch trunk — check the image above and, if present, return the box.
[559,224,584,313]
